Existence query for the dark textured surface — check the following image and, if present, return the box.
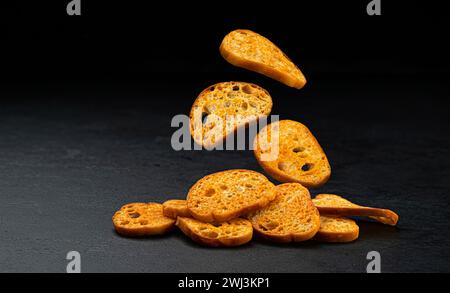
[0,76,449,273]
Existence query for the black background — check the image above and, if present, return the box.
[0,1,449,273]
[1,1,448,82]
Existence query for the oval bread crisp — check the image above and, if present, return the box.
[162,199,191,219]
[190,81,272,149]
[187,169,276,223]
[220,29,306,89]
[315,216,359,243]
[176,217,253,247]
[313,194,399,226]
[112,203,175,237]
[249,183,320,243]
[254,120,331,188]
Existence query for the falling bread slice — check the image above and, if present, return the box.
[176,217,253,247]
[248,183,320,243]
[254,120,331,188]
[315,216,359,243]
[190,81,272,149]
[187,169,276,223]
[163,199,191,219]
[220,29,306,89]
[112,203,175,237]
[312,194,399,226]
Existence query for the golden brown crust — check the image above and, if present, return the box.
[186,169,276,223]
[112,203,175,237]
[254,120,331,188]
[162,199,191,219]
[220,29,306,89]
[314,216,359,243]
[189,81,272,149]
[176,217,253,247]
[249,183,320,243]
[312,194,399,226]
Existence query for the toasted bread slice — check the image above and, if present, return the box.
[112,203,175,237]
[176,217,253,247]
[312,194,399,226]
[315,216,359,243]
[162,199,191,219]
[248,183,320,243]
[190,81,272,149]
[254,120,331,188]
[220,29,306,89]
[187,169,276,223]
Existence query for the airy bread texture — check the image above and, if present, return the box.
[187,169,276,223]
[249,183,320,243]
[220,29,306,89]
[176,217,253,247]
[254,120,331,188]
[313,194,399,226]
[315,216,359,243]
[112,203,175,237]
[190,81,272,149]
[162,199,191,219]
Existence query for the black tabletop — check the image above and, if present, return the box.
[1,74,448,273]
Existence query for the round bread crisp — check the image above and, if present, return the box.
[162,199,191,219]
[112,203,175,237]
[254,120,331,188]
[187,169,276,223]
[190,81,272,149]
[249,183,320,243]
[315,216,359,243]
[176,217,253,247]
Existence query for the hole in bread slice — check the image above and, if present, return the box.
[301,163,314,171]
[201,230,219,238]
[201,112,209,125]
[260,219,279,231]
[242,84,255,94]
[204,188,216,197]
[129,212,140,218]
[278,161,291,172]
[292,147,304,153]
